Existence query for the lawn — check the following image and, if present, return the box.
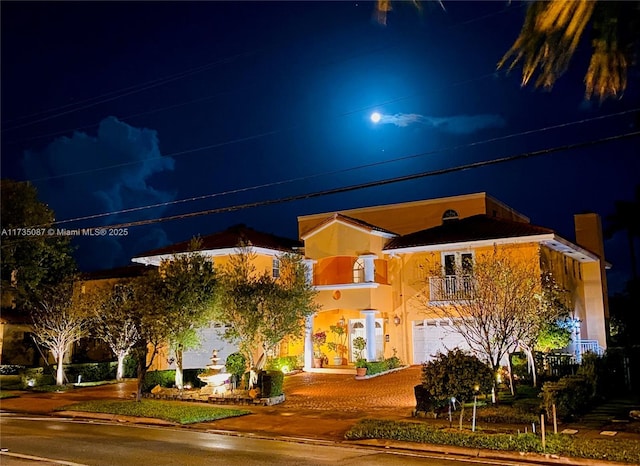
[345,419,640,464]
[0,391,19,399]
[57,399,251,425]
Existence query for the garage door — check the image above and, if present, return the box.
[412,319,469,364]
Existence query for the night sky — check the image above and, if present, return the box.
[1,1,638,293]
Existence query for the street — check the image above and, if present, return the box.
[1,414,521,466]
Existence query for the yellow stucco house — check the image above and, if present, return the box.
[297,192,608,370]
[131,192,609,372]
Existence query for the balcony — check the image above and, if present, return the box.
[312,256,388,287]
[428,276,474,302]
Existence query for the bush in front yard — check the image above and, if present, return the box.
[142,370,176,392]
[541,374,593,421]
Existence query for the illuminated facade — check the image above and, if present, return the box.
[298,192,608,368]
[129,193,609,371]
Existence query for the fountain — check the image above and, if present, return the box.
[198,349,230,396]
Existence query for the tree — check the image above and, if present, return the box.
[91,283,140,381]
[129,269,174,401]
[29,280,92,385]
[157,241,218,389]
[418,247,569,388]
[1,180,76,307]
[217,248,319,369]
[376,0,640,101]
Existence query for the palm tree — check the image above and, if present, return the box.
[605,185,640,281]
[376,0,640,102]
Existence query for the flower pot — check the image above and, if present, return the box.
[313,357,324,368]
[332,356,343,366]
[356,367,367,377]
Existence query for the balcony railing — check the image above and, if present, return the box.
[580,340,604,356]
[429,276,474,302]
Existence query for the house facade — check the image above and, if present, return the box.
[299,192,608,368]
[131,224,303,370]
[129,193,609,372]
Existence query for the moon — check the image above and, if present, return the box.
[370,112,381,123]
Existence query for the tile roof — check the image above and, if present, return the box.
[384,215,554,250]
[134,224,302,258]
[79,264,150,281]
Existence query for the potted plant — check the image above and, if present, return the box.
[312,331,327,368]
[353,336,367,376]
[327,324,348,366]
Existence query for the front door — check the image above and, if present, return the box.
[349,318,383,361]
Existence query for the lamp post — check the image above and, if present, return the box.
[472,385,479,432]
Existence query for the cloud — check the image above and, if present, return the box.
[22,116,176,270]
[377,113,506,133]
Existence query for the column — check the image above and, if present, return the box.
[362,309,378,361]
[303,259,316,285]
[360,254,377,283]
[303,314,314,370]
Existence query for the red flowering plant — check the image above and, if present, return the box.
[312,331,327,358]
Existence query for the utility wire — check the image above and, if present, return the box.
[51,108,640,226]
[58,130,640,230]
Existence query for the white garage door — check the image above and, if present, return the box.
[412,319,469,364]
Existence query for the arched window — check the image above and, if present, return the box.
[442,209,459,222]
[353,258,365,283]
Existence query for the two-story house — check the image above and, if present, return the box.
[299,192,608,369]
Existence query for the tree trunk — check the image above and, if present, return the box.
[175,348,184,389]
[506,354,515,396]
[523,346,537,387]
[56,352,65,386]
[116,352,126,381]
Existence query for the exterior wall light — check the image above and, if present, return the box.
[393,315,401,326]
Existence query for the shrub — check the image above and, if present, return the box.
[260,370,284,397]
[21,367,55,388]
[344,419,640,463]
[364,360,388,375]
[541,374,593,421]
[225,353,247,378]
[421,350,494,405]
[0,365,25,375]
[64,362,114,383]
[123,355,138,378]
[265,355,298,373]
[142,370,176,392]
[182,369,206,388]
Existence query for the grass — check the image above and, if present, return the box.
[57,399,251,425]
[345,419,640,464]
[0,391,19,399]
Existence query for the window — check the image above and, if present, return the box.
[272,258,280,279]
[442,209,459,222]
[353,258,365,283]
[439,252,474,299]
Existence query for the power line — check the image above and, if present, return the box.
[51,108,640,225]
[60,130,639,230]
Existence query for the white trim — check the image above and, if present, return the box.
[132,246,288,266]
[301,217,396,241]
[314,282,380,291]
[383,233,599,263]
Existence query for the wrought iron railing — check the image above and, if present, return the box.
[428,276,474,301]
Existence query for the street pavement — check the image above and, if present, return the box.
[2,366,639,465]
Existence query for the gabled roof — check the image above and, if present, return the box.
[301,213,398,240]
[132,224,302,266]
[383,215,599,262]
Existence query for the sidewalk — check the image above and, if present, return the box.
[2,368,639,465]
